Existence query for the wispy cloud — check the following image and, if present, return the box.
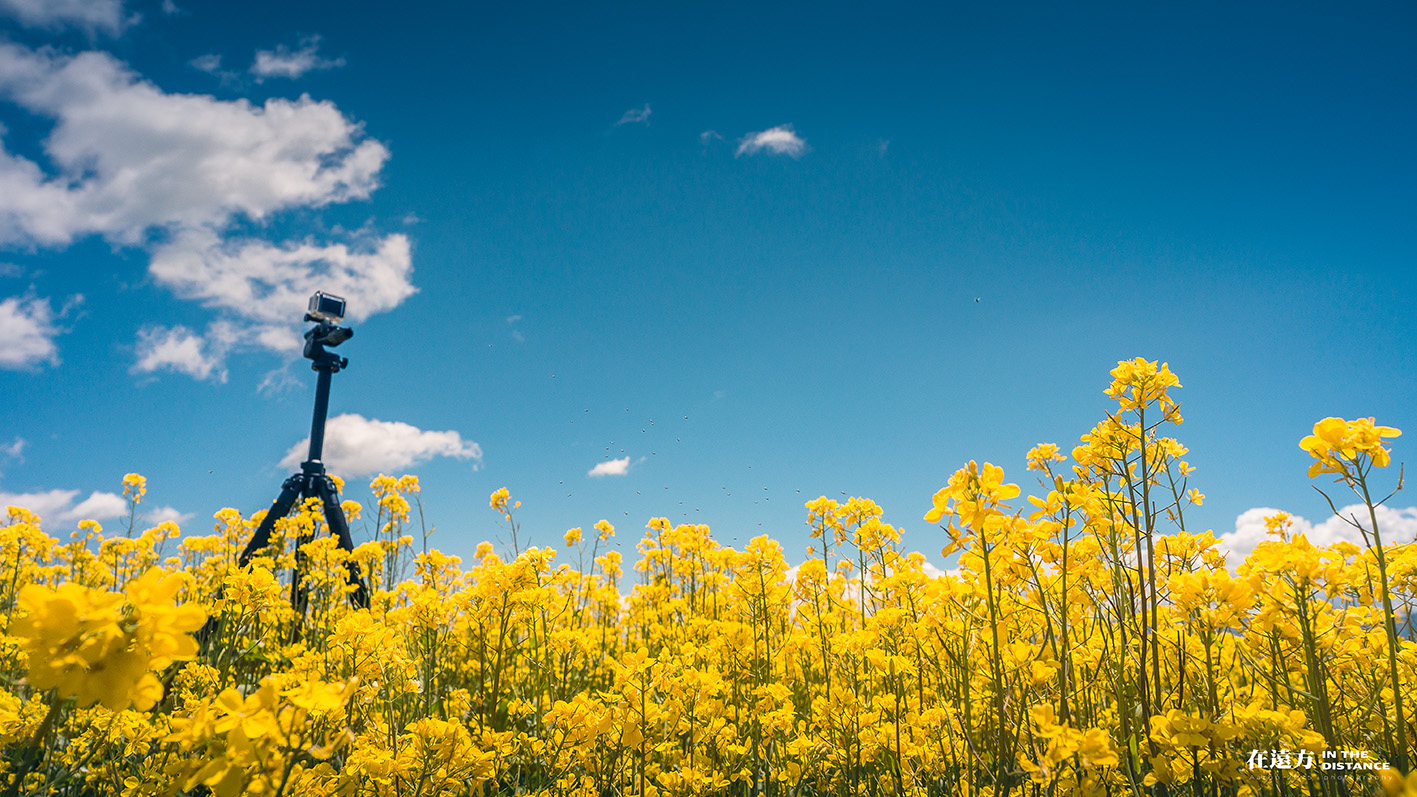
[699,130,723,145]
[0,0,130,35]
[279,413,482,477]
[736,125,808,158]
[0,293,80,371]
[132,322,235,382]
[257,363,301,396]
[1,437,23,462]
[615,104,651,126]
[190,53,222,73]
[250,35,345,81]
[588,457,632,477]
[0,294,60,370]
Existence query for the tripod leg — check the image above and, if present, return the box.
[289,478,320,630]
[311,475,370,610]
[238,477,304,568]
[202,475,303,649]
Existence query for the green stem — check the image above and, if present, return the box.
[1358,468,1409,773]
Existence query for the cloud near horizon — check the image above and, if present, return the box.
[0,486,189,528]
[279,413,482,477]
[1217,504,1417,568]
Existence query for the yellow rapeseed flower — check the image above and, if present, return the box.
[1300,416,1401,478]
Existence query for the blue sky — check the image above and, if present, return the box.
[1,0,1414,571]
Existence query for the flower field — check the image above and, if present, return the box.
[1,359,1413,797]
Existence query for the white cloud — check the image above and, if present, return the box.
[145,505,192,525]
[148,229,414,327]
[0,294,62,369]
[1219,504,1417,569]
[736,125,808,158]
[0,0,129,35]
[588,457,632,477]
[616,104,651,126]
[918,560,957,579]
[0,42,388,247]
[131,322,234,382]
[699,130,723,145]
[190,53,222,74]
[1,488,86,523]
[0,486,186,529]
[257,363,301,396]
[250,36,346,81]
[69,490,128,520]
[279,413,481,476]
[131,230,413,378]
[1,437,23,460]
[0,42,414,382]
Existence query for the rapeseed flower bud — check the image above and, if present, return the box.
[122,473,146,504]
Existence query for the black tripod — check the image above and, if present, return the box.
[237,311,371,617]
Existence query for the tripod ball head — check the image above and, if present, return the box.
[303,291,353,372]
